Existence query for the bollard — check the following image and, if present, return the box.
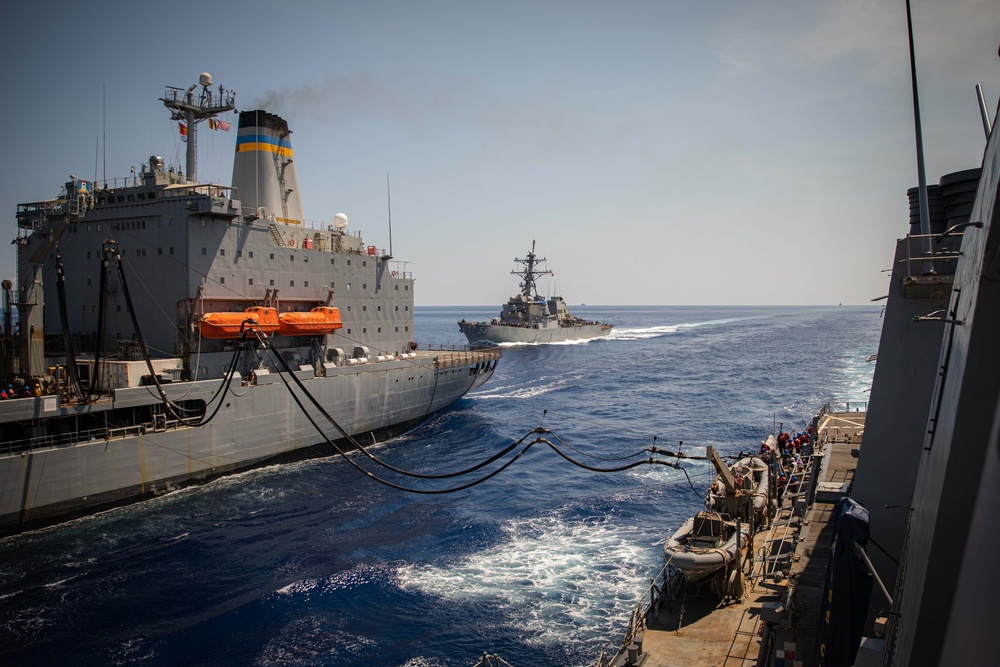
[627,644,639,665]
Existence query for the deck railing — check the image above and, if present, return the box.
[820,400,868,415]
[901,232,964,280]
[420,343,497,353]
[0,419,187,457]
[595,563,669,667]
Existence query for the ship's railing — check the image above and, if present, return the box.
[243,212,388,254]
[161,85,236,110]
[418,344,502,369]
[819,400,868,415]
[16,200,65,230]
[595,562,670,667]
[91,174,153,190]
[0,427,103,457]
[0,418,189,457]
[420,343,496,352]
[900,232,964,279]
[106,424,147,441]
[252,213,369,236]
[160,183,233,199]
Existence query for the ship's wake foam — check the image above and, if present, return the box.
[471,374,579,400]
[608,325,680,340]
[395,512,653,649]
[610,315,766,341]
[496,337,597,348]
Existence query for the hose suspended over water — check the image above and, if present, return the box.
[105,240,247,426]
[251,330,691,495]
[101,237,702,492]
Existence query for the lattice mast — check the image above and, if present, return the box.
[161,73,235,183]
[512,240,549,298]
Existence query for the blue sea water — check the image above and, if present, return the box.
[0,306,882,667]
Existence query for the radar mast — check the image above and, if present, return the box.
[512,240,549,298]
[161,73,235,183]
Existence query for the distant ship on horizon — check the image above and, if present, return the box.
[458,241,613,345]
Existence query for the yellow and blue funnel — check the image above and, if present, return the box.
[231,110,305,224]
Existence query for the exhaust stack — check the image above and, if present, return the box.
[232,110,305,224]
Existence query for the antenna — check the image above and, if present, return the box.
[102,83,107,185]
[386,173,394,259]
[976,83,993,139]
[509,240,551,298]
[161,73,235,183]
[904,0,934,275]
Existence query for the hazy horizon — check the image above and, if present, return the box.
[3,1,997,307]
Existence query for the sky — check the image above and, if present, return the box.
[2,0,998,306]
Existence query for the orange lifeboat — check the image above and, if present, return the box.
[277,307,344,336]
[199,306,280,339]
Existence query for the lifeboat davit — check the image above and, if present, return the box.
[199,306,279,339]
[278,307,343,336]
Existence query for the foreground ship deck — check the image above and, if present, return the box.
[605,407,866,667]
[599,55,1000,666]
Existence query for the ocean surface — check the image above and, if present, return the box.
[0,305,882,667]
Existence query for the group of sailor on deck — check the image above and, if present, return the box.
[757,426,813,495]
[0,382,41,400]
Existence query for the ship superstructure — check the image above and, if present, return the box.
[458,240,612,344]
[0,74,500,535]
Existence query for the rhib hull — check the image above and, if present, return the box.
[662,512,750,582]
[0,350,497,534]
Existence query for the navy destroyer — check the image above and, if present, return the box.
[0,74,500,535]
[458,241,612,344]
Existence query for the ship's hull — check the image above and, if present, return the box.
[459,321,612,345]
[0,350,498,535]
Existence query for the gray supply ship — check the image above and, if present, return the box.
[458,241,612,344]
[0,74,500,536]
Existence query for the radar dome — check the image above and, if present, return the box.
[199,72,213,87]
[333,213,349,229]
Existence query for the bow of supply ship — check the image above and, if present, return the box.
[0,74,500,536]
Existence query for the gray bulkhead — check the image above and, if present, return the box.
[44,172,414,378]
